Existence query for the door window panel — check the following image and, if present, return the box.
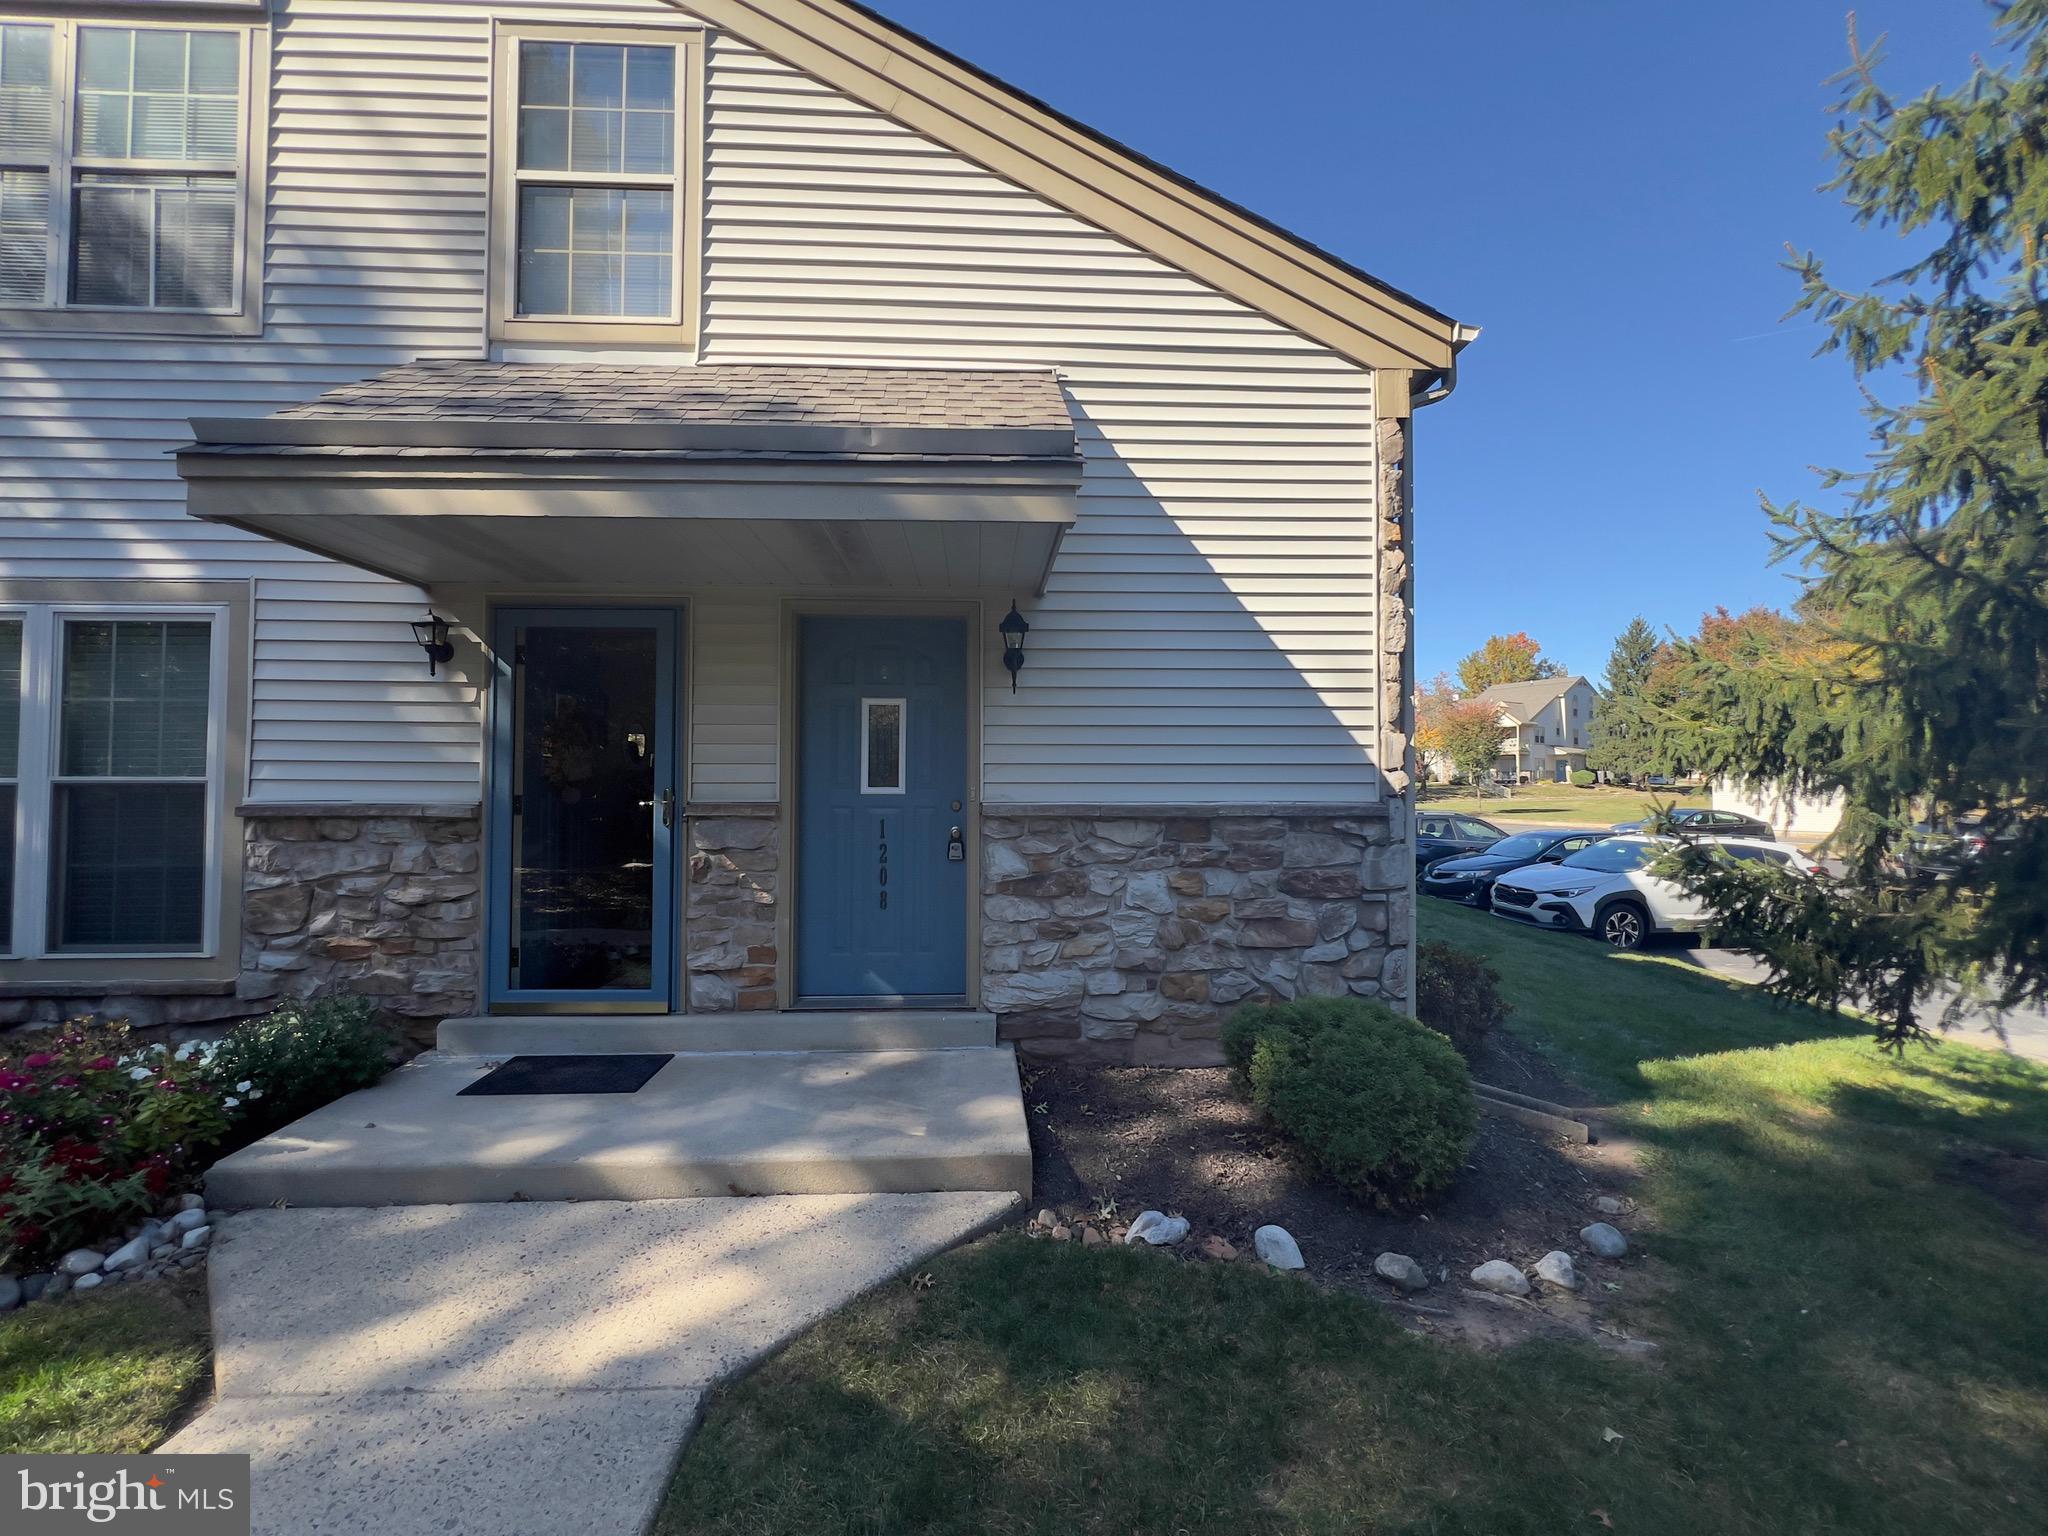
[861,698,904,794]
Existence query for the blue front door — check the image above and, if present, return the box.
[797,616,968,1002]
[487,608,679,1011]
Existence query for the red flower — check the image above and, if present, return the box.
[86,1056,116,1072]
[23,1052,53,1070]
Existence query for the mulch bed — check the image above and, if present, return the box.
[1018,1031,1637,1300]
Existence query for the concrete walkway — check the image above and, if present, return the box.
[163,1192,1015,1535]
[205,1046,1033,1208]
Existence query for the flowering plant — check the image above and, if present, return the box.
[0,1020,234,1267]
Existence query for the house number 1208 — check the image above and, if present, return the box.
[877,819,889,910]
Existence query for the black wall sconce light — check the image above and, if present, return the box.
[999,600,1030,692]
[411,613,455,678]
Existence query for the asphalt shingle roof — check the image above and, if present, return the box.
[1470,676,1587,719]
[271,360,1073,432]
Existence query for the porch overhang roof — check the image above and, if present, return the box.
[176,362,1083,593]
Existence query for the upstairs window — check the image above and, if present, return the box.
[492,25,702,344]
[0,15,259,329]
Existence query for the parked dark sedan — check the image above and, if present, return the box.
[1894,815,2008,882]
[1415,812,1506,872]
[1609,806,1774,840]
[1421,828,1609,907]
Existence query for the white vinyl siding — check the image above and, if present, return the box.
[691,31,1379,805]
[0,0,1382,811]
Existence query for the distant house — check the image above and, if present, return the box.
[1470,677,1598,784]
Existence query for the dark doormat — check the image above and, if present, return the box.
[458,1054,674,1097]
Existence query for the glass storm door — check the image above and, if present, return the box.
[488,609,678,1010]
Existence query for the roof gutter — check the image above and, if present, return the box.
[1412,323,1483,410]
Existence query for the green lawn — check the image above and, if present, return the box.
[0,1274,212,1454]
[1421,781,1710,824]
[656,904,2048,1536]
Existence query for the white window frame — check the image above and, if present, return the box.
[1,603,228,960]
[860,696,907,796]
[488,20,705,348]
[0,10,265,336]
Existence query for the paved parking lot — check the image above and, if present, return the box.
[1680,945,2048,1063]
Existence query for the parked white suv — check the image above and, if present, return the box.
[1489,835,1819,950]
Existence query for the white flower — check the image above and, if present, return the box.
[246,1088,264,1101]
[129,1066,153,1081]
[235,1081,252,1094]
[223,1096,240,1108]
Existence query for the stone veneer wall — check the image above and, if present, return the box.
[240,809,482,1021]
[982,807,1411,1065]
[685,810,780,1011]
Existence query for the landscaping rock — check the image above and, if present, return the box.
[72,1272,103,1292]
[1124,1210,1190,1247]
[40,1274,70,1302]
[1534,1251,1582,1291]
[176,1192,207,1213]
[1050,1224,1071,1242]
[20,1274,51,1304]
[1031,1208,1056,1232]
[1594,1196,1626,1216]
[1081,1226,1106,1248]
[176,1251,206,1269]
[61,1248,106,1277]
[1470,1260,1532,1296]
[1197,1235,1239,1262]
[0,1276,18,1312]
[150,1243,176,1261]
[103,1234,154,1272]
[166,1208,209,1238]
[1373,1252,1429,1293]
[1254,1225,1305,1270]
[1581,1222,1628,1258]
[180,1226,213,1252]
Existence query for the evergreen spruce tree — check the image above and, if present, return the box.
[1585,617,1661,780]
[1651,2,2048,1048]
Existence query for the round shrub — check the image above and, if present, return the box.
[1570,769,1597,787]
[1415,940,1512,1061]
[207,997,394,1136]
[1230,997,1477,1208]
[1220,994,1364,1074]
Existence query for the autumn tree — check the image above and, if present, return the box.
[1585,616,1662,781]
[1417,675,1508,799]
[1454,632,1562,694]
[1650,4,2048,1049]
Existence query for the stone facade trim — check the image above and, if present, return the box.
[990,801,1392,820]
[982,810,1413,1066]
[240,810,483,1025]
[237,802,482,819]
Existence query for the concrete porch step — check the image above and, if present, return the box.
[203,1046,1031,1209]
[437,1008,995,1056]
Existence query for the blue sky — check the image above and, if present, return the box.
[865,0,2000,681]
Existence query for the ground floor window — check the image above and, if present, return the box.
[0,606,224,957]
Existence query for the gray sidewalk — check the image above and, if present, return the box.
[164,1193,1016,1535]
